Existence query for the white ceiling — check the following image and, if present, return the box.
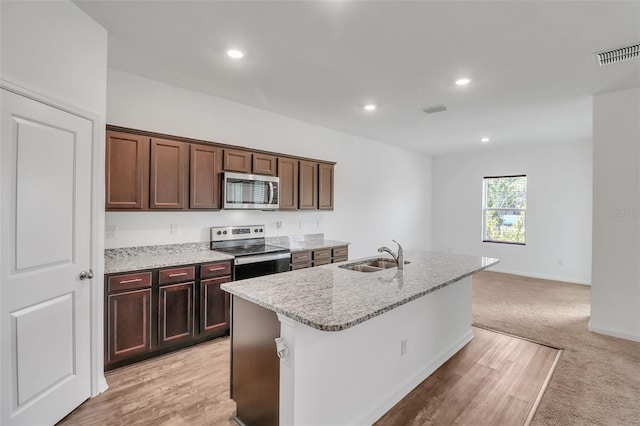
[75,1,640,156]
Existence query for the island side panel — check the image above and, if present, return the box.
[231,296,280,426]
[278,276,473,426]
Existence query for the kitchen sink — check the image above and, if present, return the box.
[338,258,410,273]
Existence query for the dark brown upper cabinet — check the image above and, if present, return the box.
[190,144,221,209]
[104,125,336,212]
[277,157,298,210]
[223,149,252,173]
[150,138,188,209]
[105,130,149,210]
[299,160,318,210]
[318,163,334,210]
[252,153,277,176]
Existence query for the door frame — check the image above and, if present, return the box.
[1,76,108,397]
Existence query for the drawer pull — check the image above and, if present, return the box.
[119,278,142,284]
[208,266,226,272]
[169,272,188,277]
[297,255,309,260]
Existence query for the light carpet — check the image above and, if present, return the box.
[473,271,640,425]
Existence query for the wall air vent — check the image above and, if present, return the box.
[423,104,447,114]
[594,43,640,66]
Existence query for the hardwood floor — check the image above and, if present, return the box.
[58,338,236,426]
[58,327,560,426]
[375,327,562,426]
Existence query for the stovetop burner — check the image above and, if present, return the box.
[213,243,289,257]
[210,225,290,258]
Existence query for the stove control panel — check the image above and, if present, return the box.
[211,225,266,242]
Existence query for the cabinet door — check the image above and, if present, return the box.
[158,282,196,347]
[201,276,231,335]
[105,130,149,210]
[299,160,318,209]
[223,149,252,173]
[253,153,277,176]
[278,157,298,210]
[150,138,187,209]
[106,288,152,364]
[318,163,334,210]
[190,144,221,209]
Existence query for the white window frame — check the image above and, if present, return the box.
[482,175,527,245]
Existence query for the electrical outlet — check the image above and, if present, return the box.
[276,220,283,229]
[170,224,179,235]
[400,339,408,356]
[106,225,117,238]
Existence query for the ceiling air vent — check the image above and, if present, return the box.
[423,104,447,114]
[594,43,640,66]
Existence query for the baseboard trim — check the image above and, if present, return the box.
[355,329,475,425]
[487,267,591,286]
[588,322,640,342]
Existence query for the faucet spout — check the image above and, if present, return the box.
[377,240,404,270]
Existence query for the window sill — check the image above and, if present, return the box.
[482,240,526,246]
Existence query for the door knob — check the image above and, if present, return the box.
[79,269,94,280]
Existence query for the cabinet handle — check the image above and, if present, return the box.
[297,255,309,260]
[119,278,142,284]
[208,266,226,272]
[169,272,188,277]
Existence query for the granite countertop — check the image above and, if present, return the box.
[105,242,233,274]
[221,250,499,332]
[104,234,349,274]
[275,239,350,252]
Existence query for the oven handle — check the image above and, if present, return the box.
[235,252,291,266]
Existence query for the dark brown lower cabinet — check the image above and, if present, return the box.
[158,282,195,347]
[106,288,152,363]
[105,260,233,370]
[201,276,231,336]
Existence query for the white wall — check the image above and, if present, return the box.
[432,141,593,284]
[105,69,432,259]
[1,1,107,116]
[0,0,109,399]
[590,87,640,342]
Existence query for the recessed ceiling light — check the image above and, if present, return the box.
[364,104,377,111]
[455,78,471,86]
[481,137,490,143]
[227,49,244,59]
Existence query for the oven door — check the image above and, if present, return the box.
[223,172,279,210]
[234,252,291,281]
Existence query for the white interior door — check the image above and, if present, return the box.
[1,88,93,425]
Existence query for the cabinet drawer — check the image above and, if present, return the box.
[313,259,331,267]
[108,272,151,293]
[159,266,195,285]
[291,250,312,264]
[332,246,348,258]
[291,262,312,271]
[332,255,348,263]
[200,262,232,279]
[313,249,331,260]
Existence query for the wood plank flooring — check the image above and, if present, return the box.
[375,327,562,426]
[58,327,560,426]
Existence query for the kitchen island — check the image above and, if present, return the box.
[221,250,499,426]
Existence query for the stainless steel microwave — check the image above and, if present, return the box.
[223,172,279,210]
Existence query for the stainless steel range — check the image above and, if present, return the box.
[210,225,291,280]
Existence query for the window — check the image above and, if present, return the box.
[482,175,527,244]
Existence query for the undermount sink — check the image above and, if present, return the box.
[339,258,410,273]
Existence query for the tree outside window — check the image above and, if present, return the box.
[483,175,526,244]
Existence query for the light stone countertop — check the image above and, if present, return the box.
[104,242,233,274]
[221,250,499,332]
[275,239,350,252]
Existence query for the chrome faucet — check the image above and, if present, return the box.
[378,239,404,270]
